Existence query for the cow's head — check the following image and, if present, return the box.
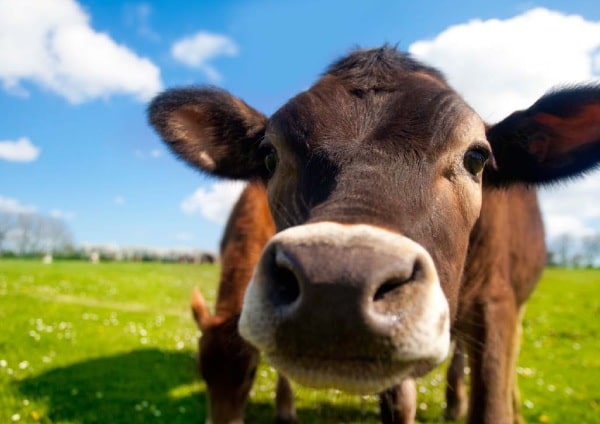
[191,288,258,423]
[152,47,600,394]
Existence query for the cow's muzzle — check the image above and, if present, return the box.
[239,222,450,394]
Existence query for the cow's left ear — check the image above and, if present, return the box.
[485,85,600,186]
[148,87,268,180]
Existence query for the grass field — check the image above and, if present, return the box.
[0,259,598,423]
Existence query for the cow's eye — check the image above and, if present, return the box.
[463,148,489,176]
[263,147,278,178]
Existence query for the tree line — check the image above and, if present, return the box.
[0,210,216,263]
[2,209,598,267]
[0,210,74,256]
[547,234,600,268]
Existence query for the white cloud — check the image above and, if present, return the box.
[0,137,40,162]
[149,149,163,158]
[124,3,159,42]
[0,196,77,223]
[135,148,163,159]
[181,181,246,224]
[539,172,600,239]
[175,232,194,241]
[543,214,597,239]
[50,209,76,220]
[0,196,36,214]
[171,31,238,82]
[114,196,125,205]
[409,8,600,240]
[0,0,163,103]
[410,8,600,122]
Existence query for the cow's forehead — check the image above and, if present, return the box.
[267,69,480,159]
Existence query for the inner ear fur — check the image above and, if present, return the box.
[485,84,600,186]
[148,87,268,180]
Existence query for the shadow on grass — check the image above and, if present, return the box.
[248,402,382,423]
[18,348,206,423]
[18,349,384,424]
[16,348,386,423]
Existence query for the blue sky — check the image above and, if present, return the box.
[1,0,599,253]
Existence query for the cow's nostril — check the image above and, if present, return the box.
[268,250,301,308]
[272,265,301,306]
[373,277,408,302]
[372,259,423,303]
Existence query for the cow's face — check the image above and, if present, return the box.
[151,47,600,394]
[240,72,488,392]
[262,71,489,301]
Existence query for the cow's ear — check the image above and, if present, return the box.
[485,85,600,186]
[191,287,212,331]
[149,87,268,180]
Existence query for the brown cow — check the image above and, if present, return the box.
[190,182,297,424]
[151,46,600,423]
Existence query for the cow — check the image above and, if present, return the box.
[190,182,297,424]
[150,46,600,423]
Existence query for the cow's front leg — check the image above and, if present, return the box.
[445,339,467,421]
[378,379,417,424]
[510,307,526,424]
[465,297,520,424]
[274,374,297,423]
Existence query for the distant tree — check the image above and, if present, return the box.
[581,234,600,268]
[546,250,558,267]
[15,213,41,254]
[555,234,573,267]
[571,253,584,269]
[41,215,74,253]
[0,211,15,252]
[2,212,74,255]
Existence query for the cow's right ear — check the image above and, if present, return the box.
[148,87,268,180]
[191,287,212,332]
[485,84,600,186]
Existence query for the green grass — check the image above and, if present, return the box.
[517,269,600,424]
[0,260,598,423]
